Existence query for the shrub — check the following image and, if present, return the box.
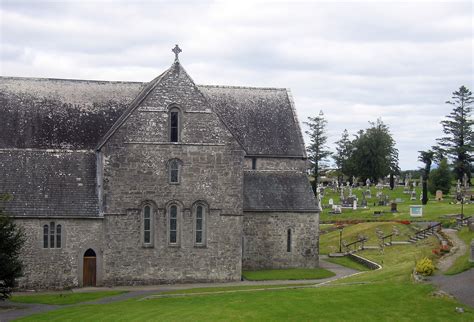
[416,257,435,276]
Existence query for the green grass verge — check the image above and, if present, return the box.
[242,268,335,281]
[325,256,371,271]
[319,186,473,222]
[444,227,474,275]
[10,291,126,305]
[160,283,312,295]
[18,283,473,321]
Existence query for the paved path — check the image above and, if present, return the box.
[0,258,359,322]
[436,228,467,272]
[430,269,474,308]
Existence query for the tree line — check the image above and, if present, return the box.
[306,85,473,199]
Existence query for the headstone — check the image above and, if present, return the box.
[365,189,372,199]
[353,199,357,210]
[410,205,423,217]
[361,198,368,208]
[390,202,398,213]
[366,178,371,186]
[328,198,334,206]
[463,173,469,189]
[435,190,443,201]
[410,190,416,201]
[395,198,403,203]
[333,205,342,214]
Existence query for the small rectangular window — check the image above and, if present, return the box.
[252,157,257,170]
[287,229,292,252]
[43,225,49,248]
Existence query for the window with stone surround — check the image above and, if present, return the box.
[287,229,292,252]
[193,202,208,246]
[169,106,181,142]
[143,205,152,245]
[168,159,182,184]
[168,204,179,245]
[43,222,61,248]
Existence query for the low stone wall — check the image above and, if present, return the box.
[347,253,381,270]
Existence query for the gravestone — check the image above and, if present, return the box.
[390,202,398,213]
[353,199,357,210]
[395,198,403,203]
[328,198,334,207]
[365,189,372,199]
[435,190,443,201]
[410,205,423,217]
[410,190,417,201]
[333,205,342,214]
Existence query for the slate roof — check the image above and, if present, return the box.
[243,171,318,212]
[0,149,98,216]
[199,85,306,157]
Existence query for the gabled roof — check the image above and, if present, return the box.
[243,171,318,212]
[0,149,98,217]
[199,85,306,157]
[0,67,307,157]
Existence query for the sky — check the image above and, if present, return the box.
[1,0,472,170]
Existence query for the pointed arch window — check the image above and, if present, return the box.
[169,107,181,142]
[194,203,207,246]
[43,225,49,248]
[169,204,179,245]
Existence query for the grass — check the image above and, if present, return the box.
[319,186,474,222]
[444,227,474,275]
[242,268,335,281]
[159,283,312,295]
[10,291,126,305]
[325,256,371,271]
[18,283,474,321]
[319,221,414,254]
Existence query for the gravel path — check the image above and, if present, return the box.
[430,269,474,308]
[436,228,467,272]
[0,258,359,322]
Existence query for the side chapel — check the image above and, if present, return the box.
[0,46,319,288]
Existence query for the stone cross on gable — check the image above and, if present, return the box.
[172,44,182,61]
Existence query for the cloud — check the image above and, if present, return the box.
[0,0,472,170]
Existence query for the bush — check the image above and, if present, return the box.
[428,159,452,195]
[415,257,435,276]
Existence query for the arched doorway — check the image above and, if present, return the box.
[83,249,96,287]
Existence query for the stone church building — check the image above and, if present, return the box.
[0,47,319,289]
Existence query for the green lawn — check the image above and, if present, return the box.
[444,227,474,275]
[242,268,335,281]
[325,256,371,271]
[18,283,473,321]
[319,186,473,222]
[10,291,126,305]
[159,283,312,295]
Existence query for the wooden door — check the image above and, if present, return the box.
[83,250,96,287]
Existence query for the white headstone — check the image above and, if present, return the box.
[353,200,357,210]
[328,198,334,206]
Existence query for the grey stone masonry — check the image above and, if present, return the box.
[243,212,319,270]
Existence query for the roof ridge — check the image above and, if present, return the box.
[198,84,287,91]
[0,75,145,84]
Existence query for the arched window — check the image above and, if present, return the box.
[194,202,208,246]
[43,225,49,248]
[56,224,62,248]
[143,205,152,244]
[169,107,181,142]
[50,222,55,248]
[169,205,178,244]
[287,229,292,253]
[168,159,181,184]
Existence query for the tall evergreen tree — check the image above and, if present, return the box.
[418,150,434,205]
[0,195,25,300]
[436,86,473,182]
[333,129,354,182]
[305,111,331,191]
[349,119,399,182]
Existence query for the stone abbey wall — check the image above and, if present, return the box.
[15,218,104,289]
[242,212,319,270]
